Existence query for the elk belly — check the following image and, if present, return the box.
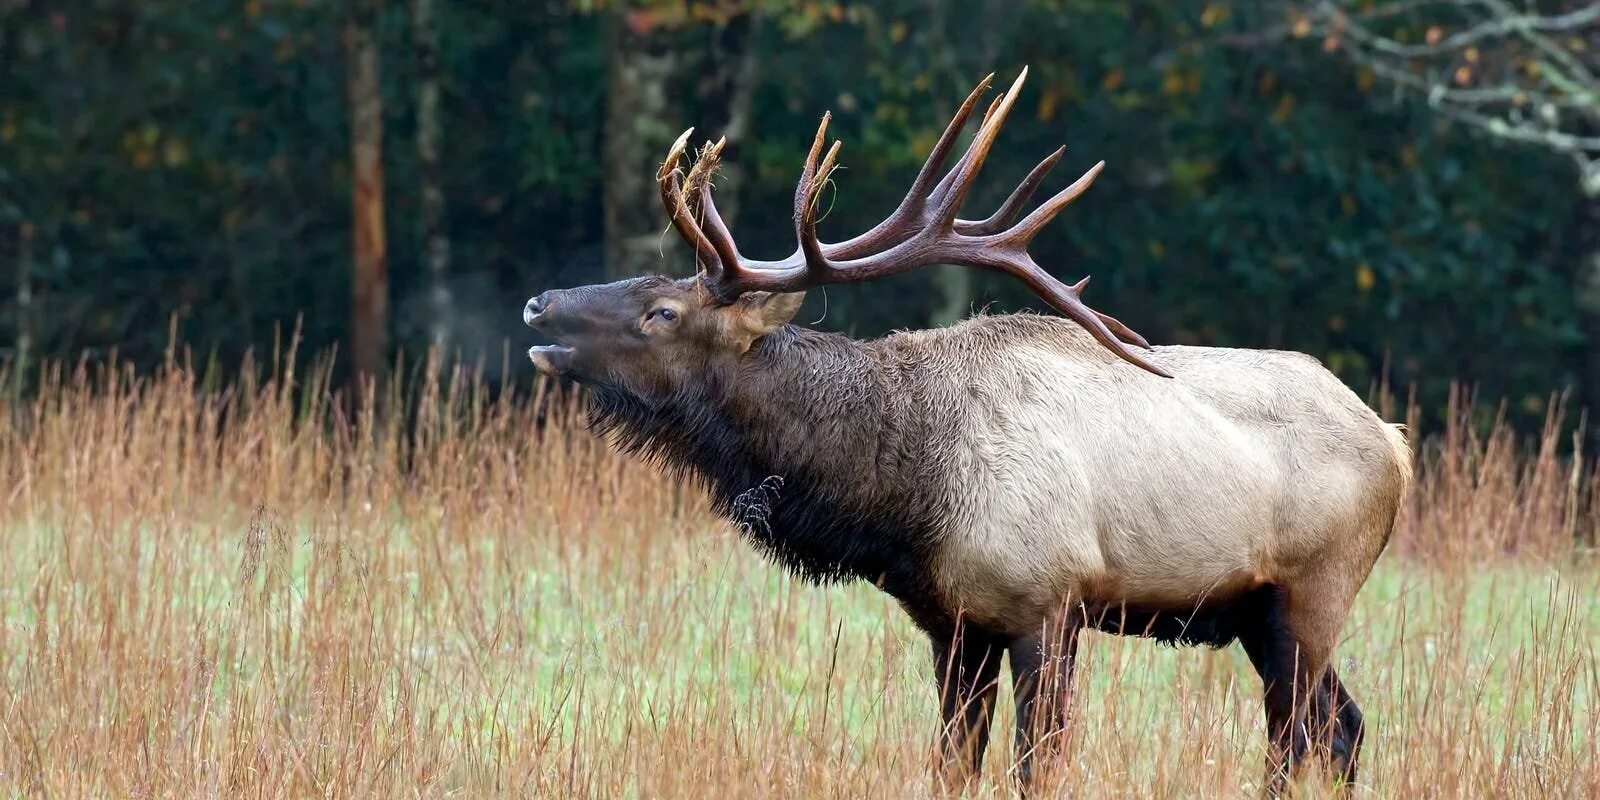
[930,486,1271,636]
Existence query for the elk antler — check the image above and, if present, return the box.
[655,68,1170,378]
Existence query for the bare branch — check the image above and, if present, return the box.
[1321,0,1600,58]
[1293,0,1600,164]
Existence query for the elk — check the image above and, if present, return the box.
[523,69,1411,795]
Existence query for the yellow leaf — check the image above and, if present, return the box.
[163,139,189,167]
[1355,264,1375,292]
[1161,68,1184,96]
[1340,193,1356,217]
[1102,69,1124,91]
[1356,67,1374,91]
[889,20,907,43]
[1200,3,1228,28]
[1291,17,1311,38]
[1148,241,1166,261]
[1271,93,1297,123]
[1464,47,1479,63]
[1425,26,1442,45]
[1037,86,1060,121]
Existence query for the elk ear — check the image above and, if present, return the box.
[738,291,806,335]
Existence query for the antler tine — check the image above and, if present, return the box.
[797,136,843,276]
[980,93,1004,126]
[792,113,832,231]
[657,128,724,274]
[975,159,1156,352]
[684,137,745,279]
[1004,159,1104,244]
[909,76,993,205]
[830,75,992,260]
[930,66,1028,225]
[683,138,720,201]
[1093,308,1153,349]
[809,140,843,218]
[930,91,1007,203]
[954,146,1065,236]
[1001,255,1170,376]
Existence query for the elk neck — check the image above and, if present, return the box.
[585,324,948,613]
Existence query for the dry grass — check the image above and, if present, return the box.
[0,354,1595,798]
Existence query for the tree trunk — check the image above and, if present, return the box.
[347,0,389,384]
[413,0,451,355]
[13,221,32,384]
[603,12,684,279]
[1572,180,1600,437]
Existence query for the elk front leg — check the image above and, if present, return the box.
[1008,616,1081,789]
[929,623,1004,791]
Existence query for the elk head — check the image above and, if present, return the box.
[524,67,1170,401]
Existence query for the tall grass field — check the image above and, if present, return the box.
[0,354,1595,798]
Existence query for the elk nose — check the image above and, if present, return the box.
[523,292,551,327]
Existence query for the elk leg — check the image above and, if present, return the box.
[1008,617,1080,789]
[1237,585,1329,798]
[930,624,1004,791]
[1310,669,1364,786]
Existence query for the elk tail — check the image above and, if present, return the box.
[1383,423,1414,501]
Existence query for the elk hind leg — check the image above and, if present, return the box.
[1308,669,1364,786]
[1237,582,1349,797]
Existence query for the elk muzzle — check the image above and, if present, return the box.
[524,289,576,376]
[523,291,551,327]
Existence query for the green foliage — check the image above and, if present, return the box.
[0,0,1583,427]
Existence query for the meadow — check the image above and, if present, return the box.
[0,354,1595,798]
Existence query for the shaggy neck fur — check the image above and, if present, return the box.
[586,325,946,612]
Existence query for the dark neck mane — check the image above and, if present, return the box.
[585,326,940,593]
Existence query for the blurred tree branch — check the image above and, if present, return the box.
[1294,0,1598,193]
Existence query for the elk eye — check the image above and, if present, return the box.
[654,308,678,322]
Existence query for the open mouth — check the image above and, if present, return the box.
[527,345,575,376]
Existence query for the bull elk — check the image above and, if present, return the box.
[523,69,1411,794]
